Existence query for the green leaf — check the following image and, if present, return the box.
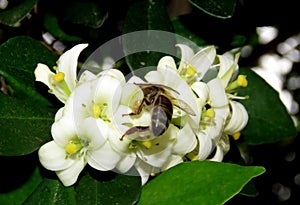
[188,0,237,19]
[0,158,42,205]
[172,17,207,48]
[138,161,265,205]
[122,0,176,72]
[43,13,82,42]
[237,67,297,144]
[238,181,259,197]
[64,0,108,29]
[0,36,58,156]
[23,178,76,205]
[76,171,142,205]
[0,96,55,156]
[0,0,38,26]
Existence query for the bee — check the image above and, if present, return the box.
[120,83,196,141]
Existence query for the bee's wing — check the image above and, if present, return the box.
[171,98,196,116]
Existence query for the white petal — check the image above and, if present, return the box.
[34,63,54,88]
[219,52,240,86]
[217,54,235,88]
[157,56,178,74]
[144,70,164,84]
[57,44,88,91]
[54,107,64,121]
[120,82,143,107]
[72,79,95,121]
[207,78,228,108]
[196,130,214,160]
[98,69,125,82]
[78,117,107,149]
[51,107,77,147]
[208,109,228,141]
[115,154,136,173]
[78,70,97,84]
[134,159,159,185]
[34,64,69,102]
[162,155,183,171]
[34,63,71,103]
[94,72,123,116]
[174,123,197,155]
[87,142,121,171]
[176,44,195,72]
[38,141,73,171]
[209,145,224,162]
[224,101,249,134]
[191,81,209,107]
[56,156,86,186]
[137,126,174,168]
[109,131,132,154]
[190,46,216,80]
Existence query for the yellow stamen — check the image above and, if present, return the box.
[232,132,241,140]
[65,142,82,154]
[226,75,248,91]
[205,108,215,118]
[186,65,197,76]
[186,152,198,161]
[141,140,152,149]
[93,104,101,118]
[237,75,248,87]
[52,72,65,82]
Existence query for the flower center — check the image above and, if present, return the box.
[65,140,83,155]
[200,107,215,129]
[52,71,71,96]
[128,140,153,150]
[92,103,110,122]
[179,63,199,83]
[52,72,65,82]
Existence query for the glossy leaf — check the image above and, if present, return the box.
[122,0,176,72]
[76,171,142,205]
[0,157,42,205]
[138,161,265,205]
[43,13,82,42]
[172,17,207,48]
[64,1,108,29]
[23,178,76,205]
[0,36,57,156]
[188,0,237,19]
[0,0,38,26]
[237,67,297,144]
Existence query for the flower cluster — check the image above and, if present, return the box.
[35,43,249,186]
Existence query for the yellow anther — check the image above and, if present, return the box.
[52,72,65,82]
[186,152,198,161]
[186,65,197,76]
[141,140,152,149]
[65,143,80,154]
[232,132,241,140]
[206,108,215,118]
[226,75,248,91]
[93,104,101,118]
[237,75,248,87]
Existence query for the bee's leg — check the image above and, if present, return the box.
[122,99,145,117]
[120,126,150,141]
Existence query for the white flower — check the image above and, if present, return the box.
[176,44,216,83]
[34,44,89,103]
[174,45,249,162]
[109,60,199,184]
[38,69,125,186]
